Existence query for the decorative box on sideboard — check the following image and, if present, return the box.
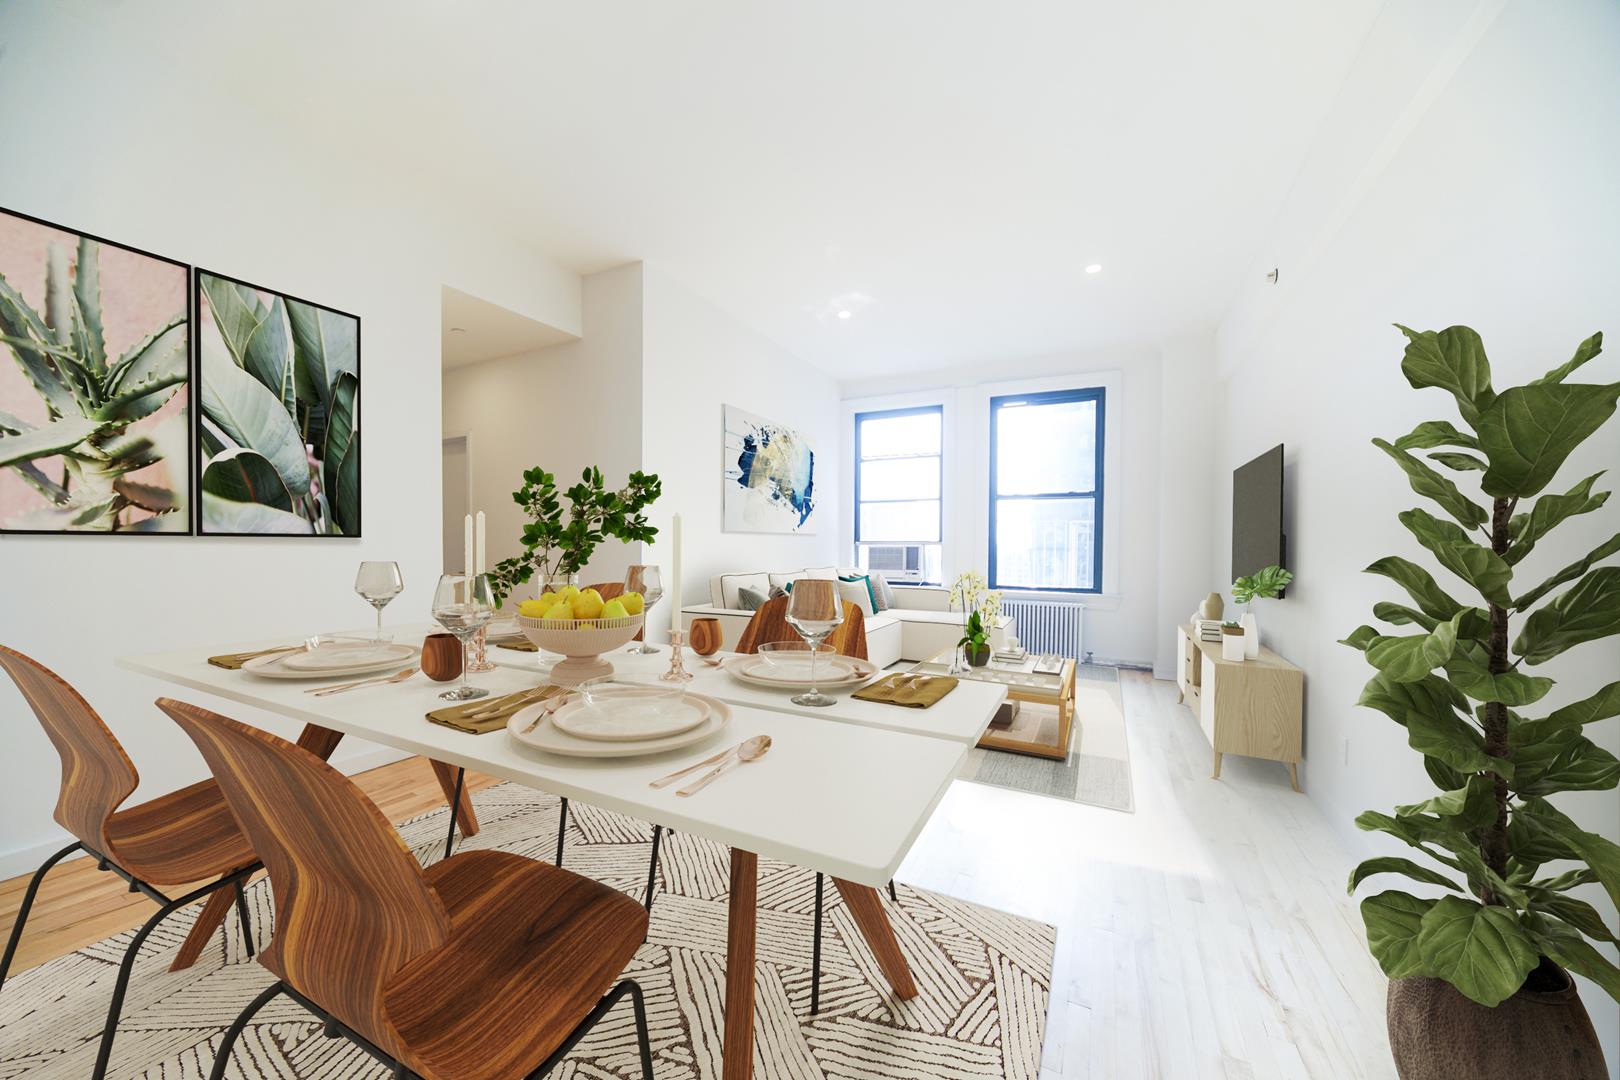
[1175,623,1304,791]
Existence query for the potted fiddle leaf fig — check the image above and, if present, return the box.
[1343,325,1620,1079]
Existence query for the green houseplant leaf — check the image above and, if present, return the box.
[199,334,310,498]
[1477,381,1620,499]
[1397,325,1495,426]
[1373,439,1489,529]
[322,370,358,534]
[1415,897,1540,1008]
[1533,331,1603,386]
[1362,891,1436,980]
[1507,472,1609,565]
[1513,567,1620,664]
[287,298,357,407]
[1512,532,1620,611]
[202,447,294,511]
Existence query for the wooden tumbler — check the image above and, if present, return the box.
[688,617,723,656]
[422,633,464,682]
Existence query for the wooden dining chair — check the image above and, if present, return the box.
[158,697,653,1080]
[734,594,869,659]
[0,646,261,1080]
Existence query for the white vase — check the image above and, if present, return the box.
[1241,610,1260,658]
[1221,630,1246,662]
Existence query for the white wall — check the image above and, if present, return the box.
[442,266,645,597]
[640,264,842,642]
[0,6,581,876]
[840,346,1177,667]
[1214,0,1620,1063]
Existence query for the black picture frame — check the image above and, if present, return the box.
[192,266,361,538]
[0,205,196,537]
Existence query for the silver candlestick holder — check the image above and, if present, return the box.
[661,628,693,682]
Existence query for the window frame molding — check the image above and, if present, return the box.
[986,386,1106,595]
[853,403,945,548]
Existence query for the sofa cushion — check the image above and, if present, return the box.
[737,586,769,611]
[718,571,769,609]
[836,577,875,616]
[767,570,800,591]
[870,573,896,612]
[840,573,879,612]
[802,566,838,580]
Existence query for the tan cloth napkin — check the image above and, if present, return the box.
[851,673,959,709]
[427,684,564,734]
[494,638,539,652]
[207,647,298,670]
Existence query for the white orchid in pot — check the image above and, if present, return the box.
[948,571,1002,667]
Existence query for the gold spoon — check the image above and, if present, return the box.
[677,735,772,797]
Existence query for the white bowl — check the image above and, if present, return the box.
[516,613,646,685]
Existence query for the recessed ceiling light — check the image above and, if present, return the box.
[837,310,852,320]
[1084,264,1103,275]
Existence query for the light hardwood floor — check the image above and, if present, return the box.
[0,672,1391,1078]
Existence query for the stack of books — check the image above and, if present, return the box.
[993,645,1027,664]
[1194,619,1224,643]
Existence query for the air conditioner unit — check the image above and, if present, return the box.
[862,544,925,581]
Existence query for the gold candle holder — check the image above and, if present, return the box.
[661,628,694,682]
[467,625,497,673]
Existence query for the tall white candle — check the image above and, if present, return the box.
[463,514,474,576]
[669,512,682,632]
[474,511,487,575]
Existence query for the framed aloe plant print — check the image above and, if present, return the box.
[195,269,359,536]
[0,207,192,534]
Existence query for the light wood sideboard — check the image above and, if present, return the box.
[1175,623,1304,791]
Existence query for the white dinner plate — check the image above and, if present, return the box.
[551,688,712,742]
[280,642,417,671]
[507,693,731,758]
[721,653,876,690]
[240,646,420,680]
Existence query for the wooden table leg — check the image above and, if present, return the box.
[723,849,758,1080]
[831,879,918,999]
[295,723,345,761]
[429,759,481,838]
[169,885,235,972]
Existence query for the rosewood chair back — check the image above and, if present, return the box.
[158,698,449,1061]
[0,646,138,853]
[734,595,869,660]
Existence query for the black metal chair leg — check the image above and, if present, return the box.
[628,979,655,1080]
[443,767,466,860]
[0,840,82,993]
[530,978,650,1079]
[233,880,256,957]
[208,980,286,1080]
[644,825,663,913]
[92,896,184,1079]
[811,872,825,1015]
[888,879,898,903]
[555,797,569,867]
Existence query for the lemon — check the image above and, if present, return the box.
[602,598,630,620]
[573,590,606,619]
[620,590,645,615]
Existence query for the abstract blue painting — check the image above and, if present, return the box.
[722,403,816,533]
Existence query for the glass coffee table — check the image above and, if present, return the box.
[911,649,1077,760]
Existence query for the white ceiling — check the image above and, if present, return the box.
[441,286,577,369]
[79,0,1386,379]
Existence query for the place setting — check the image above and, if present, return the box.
[505,674,732,760]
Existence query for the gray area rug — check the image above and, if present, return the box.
[0,784,1057,1079]
[957,664,1135,812]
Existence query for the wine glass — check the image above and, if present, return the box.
[785,579,844,707]
[354,561,404,642]
[624,565,664,654]
[431,573,495,701]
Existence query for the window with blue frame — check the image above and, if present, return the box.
[989,388,1104,592]
[853,405,944,584]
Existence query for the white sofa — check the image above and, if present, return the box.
[678,568,1014,667]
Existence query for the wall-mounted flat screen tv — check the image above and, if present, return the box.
[1233,444,1286,590]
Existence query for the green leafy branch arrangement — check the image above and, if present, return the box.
[1234,564,1293,606]
[0,238,189,531]
[1342,325,1620,1008]
[487,466,662,606]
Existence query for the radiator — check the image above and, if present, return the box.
[1000,598,1085,659]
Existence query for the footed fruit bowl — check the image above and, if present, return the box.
[516,614,645,685]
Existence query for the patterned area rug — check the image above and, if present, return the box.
[957,665,1135,812]
[0,783,1056,1079]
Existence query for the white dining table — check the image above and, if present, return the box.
[491,640,1004,744]
[117,630,1006,1080]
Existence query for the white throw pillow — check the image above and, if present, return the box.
[802,566,838,580]
[767,570,803,591]
[718,571,770,609]
[837,578,876,616]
